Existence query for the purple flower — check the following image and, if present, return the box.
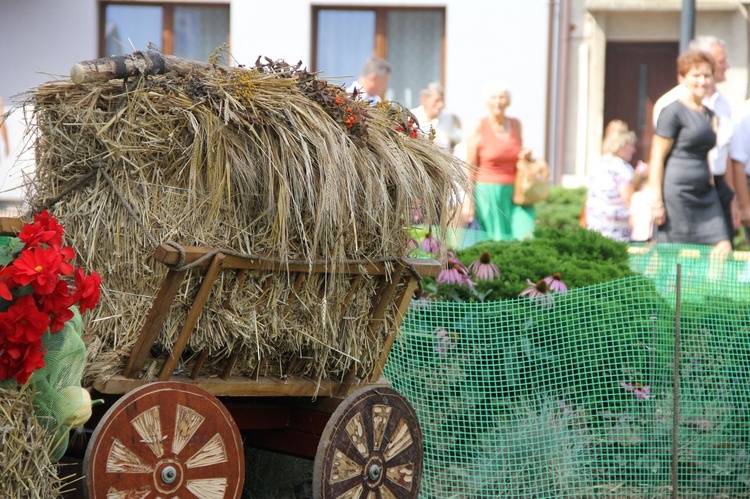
[434,327,457,356]
[543,273,568,294]
[420,233,442,254]
[519,279,554,307]
[412,295,430,310]
[468,252,500,282]
[407,237,419,252]
[620,382,650,401]
[437,257,475,288]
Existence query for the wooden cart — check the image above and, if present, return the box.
[68,239,440,498]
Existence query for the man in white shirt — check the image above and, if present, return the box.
[652,36,737,241]
[409,83,462,153]
[346,57,391,105]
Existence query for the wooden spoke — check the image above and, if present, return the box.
[313,387,423,499]
[84,382,244,499]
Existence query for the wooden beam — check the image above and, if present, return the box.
[158,253,225,380]
[71,51,220,85]
[370,276,421,383]
[152,244,441,278]
[123,268,187,378]
[94,374,343,397]
[0,217,23,236]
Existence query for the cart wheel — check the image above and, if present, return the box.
[313,386,423,499]
[83,382,244,499]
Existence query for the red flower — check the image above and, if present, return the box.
[334,95,343,105]
[0,337,45,384]
[0,295,50,343]
[12,246,66,294]
[37,281,74,333]
[33,210,65,248]
[0,265,17,301]
[0,211,101,384]
[57,246,76,275]
[19,221,59,249]
[73,268,101,314]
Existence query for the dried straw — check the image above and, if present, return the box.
[21,56,466,386]
[0,383,66,498]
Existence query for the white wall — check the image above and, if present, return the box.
[0,0,97,201]
[232,0,550,157]
[0,0,550,201]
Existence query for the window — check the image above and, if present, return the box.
[312,7,445,109]
[100,2,229,62]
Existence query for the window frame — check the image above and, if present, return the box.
[98,1,230,58]
[310,5,446,87]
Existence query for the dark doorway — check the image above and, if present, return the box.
[604,42,679,164]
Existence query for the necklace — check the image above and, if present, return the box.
[491,117,508,133]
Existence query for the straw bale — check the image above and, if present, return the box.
[22,56,466,386]
[0,384,67,498]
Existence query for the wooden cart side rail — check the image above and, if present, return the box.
[0,217,23,236]
[94,373,389,398]
[152,243,441,277]
[124,244,441,384]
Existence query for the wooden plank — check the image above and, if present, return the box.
[0,217,23,236]
[189,349,209,380]
[153,244,441,277]
[370,276,421,383]
[122,268,187,378]
[93,374,389,398]
[366,273,401,340]
[94,374,344,397]
[337,273,401,387]
[158,253,225,381]
[335,367,360,397]
[221,348,242,380]
[338,274,362,318]
[222,269,247,309]
[71,51,220,85]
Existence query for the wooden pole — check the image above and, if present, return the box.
[671,263,682,499]
[70,51,223,85]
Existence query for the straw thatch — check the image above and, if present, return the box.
[22,55,466,386]
[0,383,67,498]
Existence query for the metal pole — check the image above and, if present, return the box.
[671,263,682,499]
[680,0,696,53]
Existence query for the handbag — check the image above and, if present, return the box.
[513,157,551,206]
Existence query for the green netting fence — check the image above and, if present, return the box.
[385,243,750,498]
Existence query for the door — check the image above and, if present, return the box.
[604,42,679,164]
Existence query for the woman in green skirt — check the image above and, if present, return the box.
[464,83,535,240]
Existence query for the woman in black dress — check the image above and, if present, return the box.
[649,49,731,253]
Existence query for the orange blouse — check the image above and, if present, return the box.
[475,117,521,185]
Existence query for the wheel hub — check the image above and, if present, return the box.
[154,459,184,493]
[364,455,385,488]
[162,465,177,483]
[368,463,382,480]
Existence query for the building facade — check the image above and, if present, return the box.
[1,0,748,199]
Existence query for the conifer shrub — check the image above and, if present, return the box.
[425,226,635,302]
[535,186,587,231]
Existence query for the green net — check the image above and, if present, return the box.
[29,307,87,462]
[385,243,750,497]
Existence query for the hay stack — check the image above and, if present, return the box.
[0,384,66,498]
[23,54,465,386]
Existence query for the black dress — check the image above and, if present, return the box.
[654,100,728,244]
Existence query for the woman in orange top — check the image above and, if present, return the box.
[464,83,534,240]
